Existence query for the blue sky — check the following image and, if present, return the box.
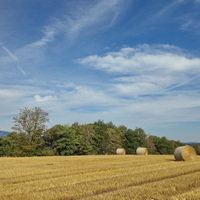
[1,0,200,142]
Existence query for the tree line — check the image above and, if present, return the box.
[0,107,197,157]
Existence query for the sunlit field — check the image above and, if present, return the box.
[1,155,200,200]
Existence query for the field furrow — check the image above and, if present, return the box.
[0,155,199,200]
[81,171,200,200]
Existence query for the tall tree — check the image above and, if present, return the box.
[12,107,49,141]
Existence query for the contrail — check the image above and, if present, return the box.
[167,74,200,91]
[1,44,26,76]
[17,64,26,76]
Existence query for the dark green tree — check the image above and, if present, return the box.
[104,127,124,154]
[124,127,147,154]
[70,123,95,155]
[0,136,16,156]
[93,120,109,154]
[93,120,123,154]
[43,124,67,155]
[1,132,45,156]
[192,144,200,155]
[152,136,183,154]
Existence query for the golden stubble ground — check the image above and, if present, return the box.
[0,155,200,200]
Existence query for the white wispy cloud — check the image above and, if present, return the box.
[30,27,56,47]
[28,0,126,47]
[65,0,125,39]
[180,1,200,34]
[80,45,199,72]
[79,45,200,74]
[181,19,200,34]
[124,0,187,37]
[62,85,117,107]
[34,95,57,102]
[147,0,185,22]
[78,44,200,97]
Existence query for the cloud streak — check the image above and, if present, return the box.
[79,44,200,74]
[30,27,56,47]
[78,44,200,98]
[1,45,26,76]
[65,0,125,39]
[28,0,126,47]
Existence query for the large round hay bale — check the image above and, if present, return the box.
[174,145,196,161]
[136,147,148,155]
[116,148,126,155]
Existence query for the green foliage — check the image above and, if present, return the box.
[77,124,96,155]
[93,120,124,154]
[0,136,16,156]
[152,136,183,155]
[191,144,200,155]
[0,110,184,156]
[42,124,67,155]
[124,127,147,154]
[0,131,46,156]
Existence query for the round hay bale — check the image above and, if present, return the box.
[174,145,196,161]
[136,147,148,155]
[116,148,126,155]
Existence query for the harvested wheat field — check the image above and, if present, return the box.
[1,155,200,200]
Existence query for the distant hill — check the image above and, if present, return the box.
[0,131,9,137]
[183,142,200,145]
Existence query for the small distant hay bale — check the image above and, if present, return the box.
[136,147,148,155]
[116,148,126,155]
[174,145,196,161]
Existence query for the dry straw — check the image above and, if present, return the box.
[116,148,126,155]
[136,147,148,155]
[174,145,196,161]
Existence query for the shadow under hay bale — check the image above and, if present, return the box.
[136,147,148,155]
[116,148,126,155]
[174,145,196,161]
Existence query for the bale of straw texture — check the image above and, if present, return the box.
[174,145,196,161]
[116,148,126,155]
[136,147,148,155]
